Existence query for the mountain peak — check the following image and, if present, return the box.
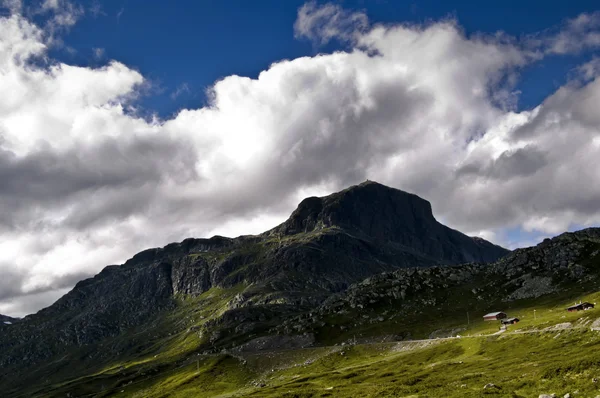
[272,181,507,264]
[273,180,435,237]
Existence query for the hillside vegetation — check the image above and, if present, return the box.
[14,288,600,397]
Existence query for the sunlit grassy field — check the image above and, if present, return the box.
[21,287,598,398]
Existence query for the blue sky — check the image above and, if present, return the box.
[1,0,600,315]
[42,0,600,117]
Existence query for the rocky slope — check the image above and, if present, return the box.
[0,181,508,389]
[274,228,600,342]
[0,314,18,325]
[3,228,599,397]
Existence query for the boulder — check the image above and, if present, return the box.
[483,383,500,389]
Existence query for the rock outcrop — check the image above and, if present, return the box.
[275,228,600,338]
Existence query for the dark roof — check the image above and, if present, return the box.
[502,317,519,323]
[567,302,594,310]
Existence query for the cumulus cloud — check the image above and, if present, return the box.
[1,3,600,316]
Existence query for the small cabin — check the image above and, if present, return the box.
[483,312,507,321]
[501,317,519,325]
[566,302,595,312]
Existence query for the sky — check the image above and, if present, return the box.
[1,0,600,317]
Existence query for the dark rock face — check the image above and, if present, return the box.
[0,181,509,371]
[271,181,508,263]
[276,228,600,338]
[0,314,18,325]
[0,262,174,367]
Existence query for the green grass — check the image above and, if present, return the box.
[27,290,600,398]
[12,281,600,398]
[121,325,600,397]
[5,285,249,398]
[129,355,255,398]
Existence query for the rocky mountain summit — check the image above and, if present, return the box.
[269,181,507,264]
[0,181,511,393]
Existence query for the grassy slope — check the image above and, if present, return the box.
[7,285,247,398]
[237,328,600,398]
[28,289,600,398]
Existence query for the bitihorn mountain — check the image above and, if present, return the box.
[20,182,600,398]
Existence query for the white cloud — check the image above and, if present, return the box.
[294,1,368,45]
[1,0,21,14]
[92,47,104,59]
[89,1,105,18]
[38,0,83,28]
[116,7,124,22]
[1,5,600,316]
[170,82,190,100]
[526,12,600,55]
[577,57,600,80]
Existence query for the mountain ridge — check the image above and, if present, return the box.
[2,225,599,397]
[21,181,507,320]
[0,181,510,392]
